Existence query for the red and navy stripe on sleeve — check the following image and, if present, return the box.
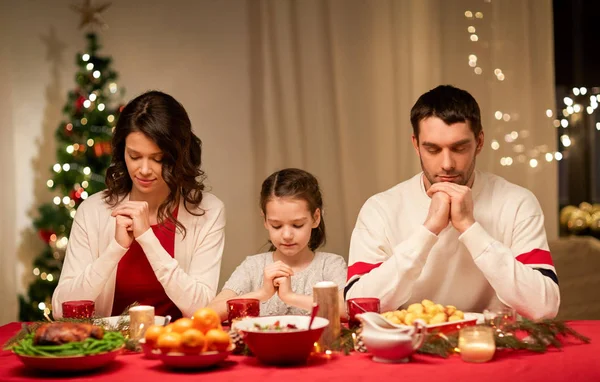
[344,261,382,299]
[516,249,559,285]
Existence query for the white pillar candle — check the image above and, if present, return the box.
[129,305,155,340]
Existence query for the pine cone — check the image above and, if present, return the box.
[228,329,246,355]
[354,328,368,353]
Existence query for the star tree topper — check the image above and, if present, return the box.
[70,0,112,30]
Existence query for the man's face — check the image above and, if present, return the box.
[412,117,484,189]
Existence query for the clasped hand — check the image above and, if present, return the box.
[424,182,475,235]
[260,261,294,301]
[111,201,152,248]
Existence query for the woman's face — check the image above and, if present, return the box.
[124,131,169,196]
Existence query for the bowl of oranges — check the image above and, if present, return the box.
[142,308,233,369]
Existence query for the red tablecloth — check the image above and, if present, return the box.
[1,321,599,381]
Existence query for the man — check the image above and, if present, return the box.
[345,85,559,320]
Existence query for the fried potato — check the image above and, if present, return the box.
[380,300,467,326]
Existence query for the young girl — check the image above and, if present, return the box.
[52,91,225,320]
[209,168,347,320]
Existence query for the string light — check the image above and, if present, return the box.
[83,100,91,108]
[494,111,503,120]
[38,302,46,310]
[561,119,569,128]
[87,139,94,147]
[474,67,482,74]
[107,115,115,123]
[62,163,70,171]
[81,118,88,125]
[70,210,77,218]
[86,63,94,70]
[475,12,483,18]
[47,274,54,282]
[33,268,40,276]
[81,191,89,200]
[53,163,61,173]
[62,196,71,205]
[83,167,91,175]
[580,87,587,95]
[46,180,54,187]
[82,180,89,188]
[89,93,97,101]
[554,152,563,161]
[98,103,105,111]
[503,113,511,121]
[53,196,61,205]
[470,34,479,42]
[82,53,90,61]
[545,153,553,162]
[529,159,538,168]
[546,109,553,118]
[109,83,118,93]
[93,70,101,78]
[66,145,74,154]
[465,10,473,18]
[573,104,581,113]
[491,140,500,150]
[561,135,572,147]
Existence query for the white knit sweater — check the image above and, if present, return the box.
[345,171,560,320]
[52,191,226,318]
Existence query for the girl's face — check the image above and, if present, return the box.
[124,131,169,196]
[263,197,321,257]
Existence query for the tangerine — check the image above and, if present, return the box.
[156,332,182,354]
[204,329,231,352]
[171,317,195,334]
[192,308,221,334]
[181,329,205,354]
[144,325,165,346]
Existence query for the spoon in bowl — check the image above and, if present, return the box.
[308,303,319,329]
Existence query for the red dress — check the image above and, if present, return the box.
[111,208,183,320]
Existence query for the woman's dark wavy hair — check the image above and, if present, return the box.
[104,90,206,237]
[260,168,326,252]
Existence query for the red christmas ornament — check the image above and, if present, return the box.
[38,229,54,244]
[69,189,83,203]
[94,142,103,157]
[75,96,86,112]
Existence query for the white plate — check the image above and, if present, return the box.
[94,315,166,328]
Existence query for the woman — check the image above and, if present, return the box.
[52,91,225,319]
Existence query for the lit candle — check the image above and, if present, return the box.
[129,305,155,340]
[458,326,495,363]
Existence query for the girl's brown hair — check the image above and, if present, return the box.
[260,168,326,251]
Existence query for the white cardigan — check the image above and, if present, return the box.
[52,191,226,318]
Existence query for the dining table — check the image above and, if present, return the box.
[0,320,598,381]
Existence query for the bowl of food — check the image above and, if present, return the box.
[380,299,482,334]
[232,315,329,365]
[11,322,125,372]
[142,309,233,369]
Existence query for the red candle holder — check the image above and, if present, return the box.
[62,300,95,319]
[347,298,380,328]
[227,298,260,323]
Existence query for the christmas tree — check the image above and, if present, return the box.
[19,3,123,321]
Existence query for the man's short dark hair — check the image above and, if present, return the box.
[410,85,482,141]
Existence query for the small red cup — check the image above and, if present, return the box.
[62,300,95,319]
[347,298,380,328]
[227,298,260,323]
